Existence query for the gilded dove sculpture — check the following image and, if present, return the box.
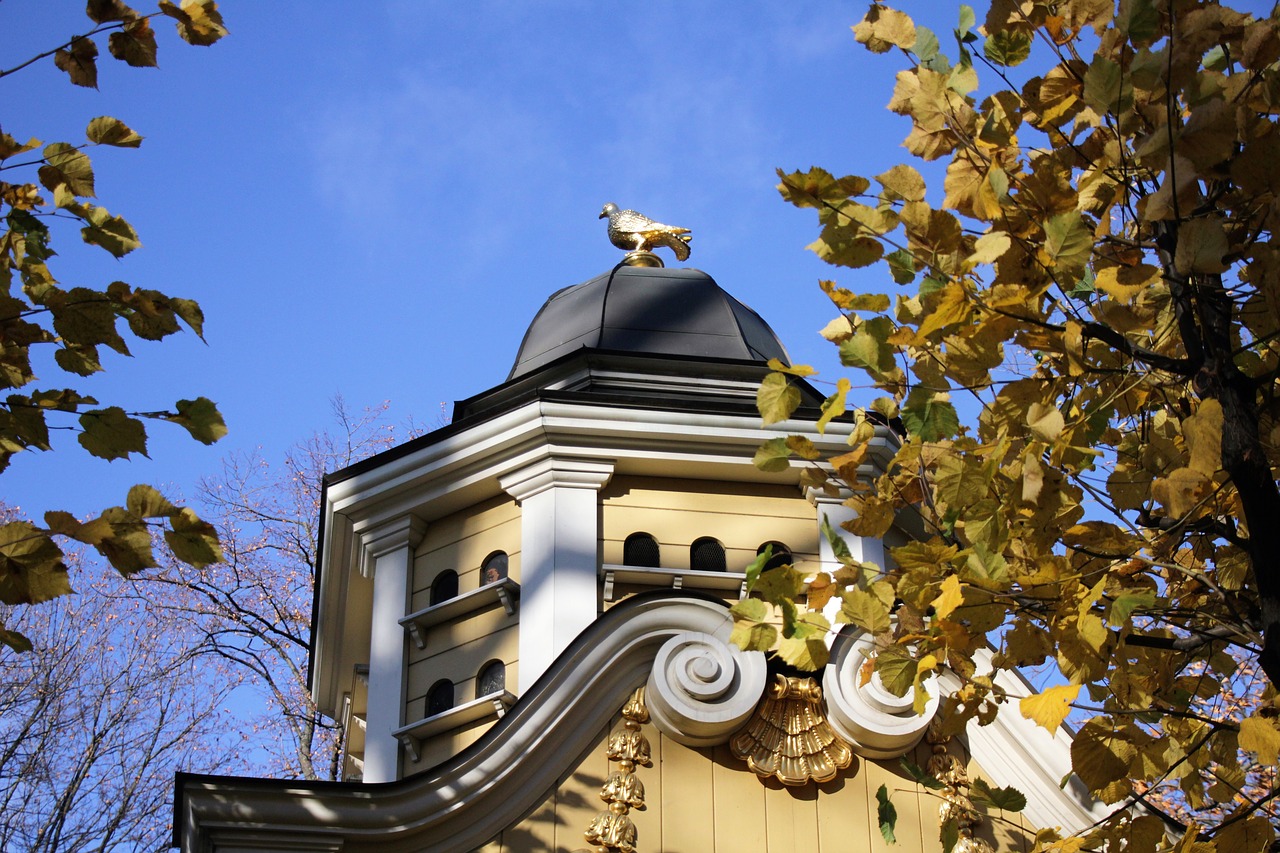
[600,203,692,263]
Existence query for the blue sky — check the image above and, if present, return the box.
[14,1,1272,523]
[5,1,953,521]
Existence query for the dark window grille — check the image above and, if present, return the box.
[757,541,793,572]
[481,551,508,585]
[623,533,660,568]
[476,660,505,697]
[431,570,459,605]
[426,680,454,716]
[690,537,727,572]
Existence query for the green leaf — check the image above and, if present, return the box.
[78,406,148,460]
[839,316,898,379]
[730,617,777,653]
[0,521,71,604]
[108,19,159,67]
[886,248,918,284]
[52,286,129,354]
[0,624,34,653]
[1043,212,1092,278]
[744,546,771,593]
[170,298,206,338]
[817,377,851,434]
[166,397,227,445]
[38,143,95,197]
[1083,54,1132,114]
[753,437,792,473]
[912,26,940,62]
[984,29,1032,67]
[94,506,156,575]
[86,116,143,148]
[876,644,918,697]
[163,507,222,567]
[821,513,853,563]
[754,564,805,603]
[79,205,141,257]
[808,230,884,269]
[900,385,959,441]
[777,631,829,670]
[876,784,897,844]
[127,483,179,518]
[840,587,892,634]
[900,758,945,789]
[1107,592,1156,627]
[940,818,959,853]
[970,778,1027,812]
[758,372,801,425]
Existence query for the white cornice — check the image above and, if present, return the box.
[181,596,742,853]
[498,456,614,503]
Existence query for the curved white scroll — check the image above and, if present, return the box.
[646,630,767,746]
[823,630,938,759]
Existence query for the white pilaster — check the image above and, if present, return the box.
[811,490,885,571]
[357,514,425,783]
[500,457,613,693]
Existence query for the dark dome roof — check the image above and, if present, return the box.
[508,266,790,380]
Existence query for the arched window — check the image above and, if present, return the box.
[690,537,726,572]
[476,660,506,697]
[426,679,454,717]
[430,570,459,605]
[757,541,793,572]
[623,532,660,568]
[481,551,508,585]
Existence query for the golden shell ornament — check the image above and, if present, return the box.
[730,674,853,785]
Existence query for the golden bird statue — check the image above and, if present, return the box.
[599,202,692,265]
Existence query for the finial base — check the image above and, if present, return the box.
[621,251,663,268]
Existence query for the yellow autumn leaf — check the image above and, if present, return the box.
[931,574,964,620]
[1173,216,1230,274]
[1183,398,1223,476]
[1151,467,1211,518]
[968,230,1011,266]
[917,282,972,338]
[1027,402,1065,443]
[1238,714,1280,765]
[852,6,916,54]
[1020,683,1081,733]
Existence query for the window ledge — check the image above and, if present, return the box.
[399,579,520,650]
[394,690,517,762]
[600,564,746,602]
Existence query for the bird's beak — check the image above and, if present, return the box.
[599,211,607,219]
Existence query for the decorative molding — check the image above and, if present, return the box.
[394,691,517,762]
[937,656,1112,831]
[355,514,426,579]
[399,579,520,649]
[731,674,853,786]
[498,456,614,503]
[585,689,650,853]
[177,595,745,853]
[601,564,746,602]
[823,628,938,759]
[645,630,766,747]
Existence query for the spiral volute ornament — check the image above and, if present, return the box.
[644,630,767,746]
[823,629,939,758]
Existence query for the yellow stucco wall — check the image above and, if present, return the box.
[402,495,522,761]
[475,717,1036,853]
[602,475,820,579]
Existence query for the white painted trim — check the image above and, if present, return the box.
[179,597,741,853]
[939,657,1114,833]
[359,516,424,784]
